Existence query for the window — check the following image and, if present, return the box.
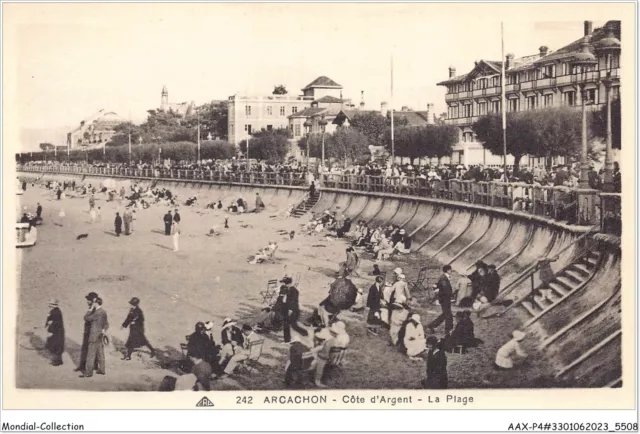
[508,98,519,112]
[244,124,252,135]
[492,76,500,87]
[292,106,298,114]
[294,124,301,137]
[267,125,273,132]
[561,62,569,75]
[463,104,472,118]
[563,91,576,106]
[266,106,273,116]
[477,102,487,116]
[544,65,555,78]
[586,89,597,104]
[526,95,537,110]
[280,106,285,116]
[462,132,474,142]
[611,54,620,69]
[491,100,500,113]
[543,94,553,107]
[245,106,251,115]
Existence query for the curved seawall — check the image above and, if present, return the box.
[21,172,621,387]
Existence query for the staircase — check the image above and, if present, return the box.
[520,250,601,319]
[291,192,320,218]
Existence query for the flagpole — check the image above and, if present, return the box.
[128,111,132,166]
[501,22,508,181]
[390,55,395,165]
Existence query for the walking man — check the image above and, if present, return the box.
[274,277,302,343]
[366,276,384,335]
[121,297,156,360]
[36,203,43,219]
[80,297,109,378]
[163,210,173,236]
[75,292,99,372]
[114,212,123,237]
[428,265,454,335]
[173,208,181,224]
[45,299,65,366]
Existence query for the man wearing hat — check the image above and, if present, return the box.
[75,292,99,372]
[423,336,448,389]
[45,299,65,366]
[187,322,220,373]
[121,297,156,360]
[495,330,528,369]
[366,276,384,335]
[81,297,109,378]
[221,324,261,377]
[163,210,173,236]
[427,265,454,335]
[273,276,303,343]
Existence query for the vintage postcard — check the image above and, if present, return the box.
[1,1,636,418]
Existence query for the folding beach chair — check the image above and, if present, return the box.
[238,338,266,374]
[260,279,279,304]
[328,347,347,367]
[407,267,429,293]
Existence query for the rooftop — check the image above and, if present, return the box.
[302,76,342,90]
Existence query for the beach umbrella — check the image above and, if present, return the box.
[328,277,358,310]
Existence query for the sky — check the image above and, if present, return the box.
[3,3,612,150]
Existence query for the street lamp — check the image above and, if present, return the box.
[571,37,598,189]
[319,115,328,170]
[596,24,621,192]
[303,119,313,170]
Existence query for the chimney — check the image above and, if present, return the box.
[381,102,388,117]
[584,20,593,36]
[449,66,456,78]
[505,53,514,70]
[426,103,435,125]
[401,106,409,112]
[539,46,549,57]
[359,90,365,109]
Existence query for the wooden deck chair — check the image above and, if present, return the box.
[407,267,429,293]
[260,279,279,304]
[238,338,266,374]
[329,347,347,367]
[266,245,279,262]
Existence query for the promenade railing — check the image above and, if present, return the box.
[17,165,307,187]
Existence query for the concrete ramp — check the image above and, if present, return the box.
[480,221,532,269]
[330,194,352,214]
[419,209,473,257]
[342,195,369,220]
[454,217,512,273]
[367,198,400,226]
[412,207,454,251]
[403,203,436,236]
[438,213,491,266]
[354,197,385,223]
[498,226,558,284]
[311,192,337,214]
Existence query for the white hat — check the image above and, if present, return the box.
[330,321,346,334]
[205,321,214,331]
[512,330,526,341]
[399,229,406,234]
[398,274,406,280]
[411,313,421,323]
[221,318,237,330]
[393,267,403,275]
[315,327,332,340]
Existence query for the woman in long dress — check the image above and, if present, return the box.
[171,221,180,251]
[403,314,426,359]
[45,299,65,366]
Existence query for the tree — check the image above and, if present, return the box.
[349,112,388,146]
[473,107,585,172]
[240,128,290,163]
[39,142,55,151]
[330,127,370,165]
[592,97,621,149]
[273,85,288,95]
[393,124,458,162]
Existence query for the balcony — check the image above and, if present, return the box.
[506,83,520,93]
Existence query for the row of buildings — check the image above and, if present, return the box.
[227,19,621,166]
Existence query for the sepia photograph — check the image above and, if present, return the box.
[2,2,634,416]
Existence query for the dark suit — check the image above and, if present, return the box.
[84,307,109,376]
[424,348,448,389]
[122,307,154,355]
[274,286,301,343]
[174,211,181,224]
[428,274,454,333]
[163,213,173,235]
[366,283,382,325]
[45,307,65,365]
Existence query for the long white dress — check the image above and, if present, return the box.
[404,322,426,357]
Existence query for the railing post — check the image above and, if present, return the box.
[576,188,598,226]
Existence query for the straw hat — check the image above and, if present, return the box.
[330,321,346,334]
[398,274,406,280]
[411,313,421,323]
[205,321,214,331]
[221,318,237,330]
[48,299,59,307]
[393,267,403,275]
[512,330,526,341]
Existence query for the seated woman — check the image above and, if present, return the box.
[336,218,352,238]
[249,241,278,264]
[448,311,483,353]
[403,313,426,360]
[495,330,527,370]
[375,236,395,261]
[185,196,198,206]
[227,202,238,213]
[394,229,412,254]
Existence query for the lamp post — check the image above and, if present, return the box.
[319,115,328,170]
[571,37,598,189]
[197,108,201,165]
[303,120,313,171]
[596,25,621,192]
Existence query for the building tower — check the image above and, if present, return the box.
[161,85,169,111]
